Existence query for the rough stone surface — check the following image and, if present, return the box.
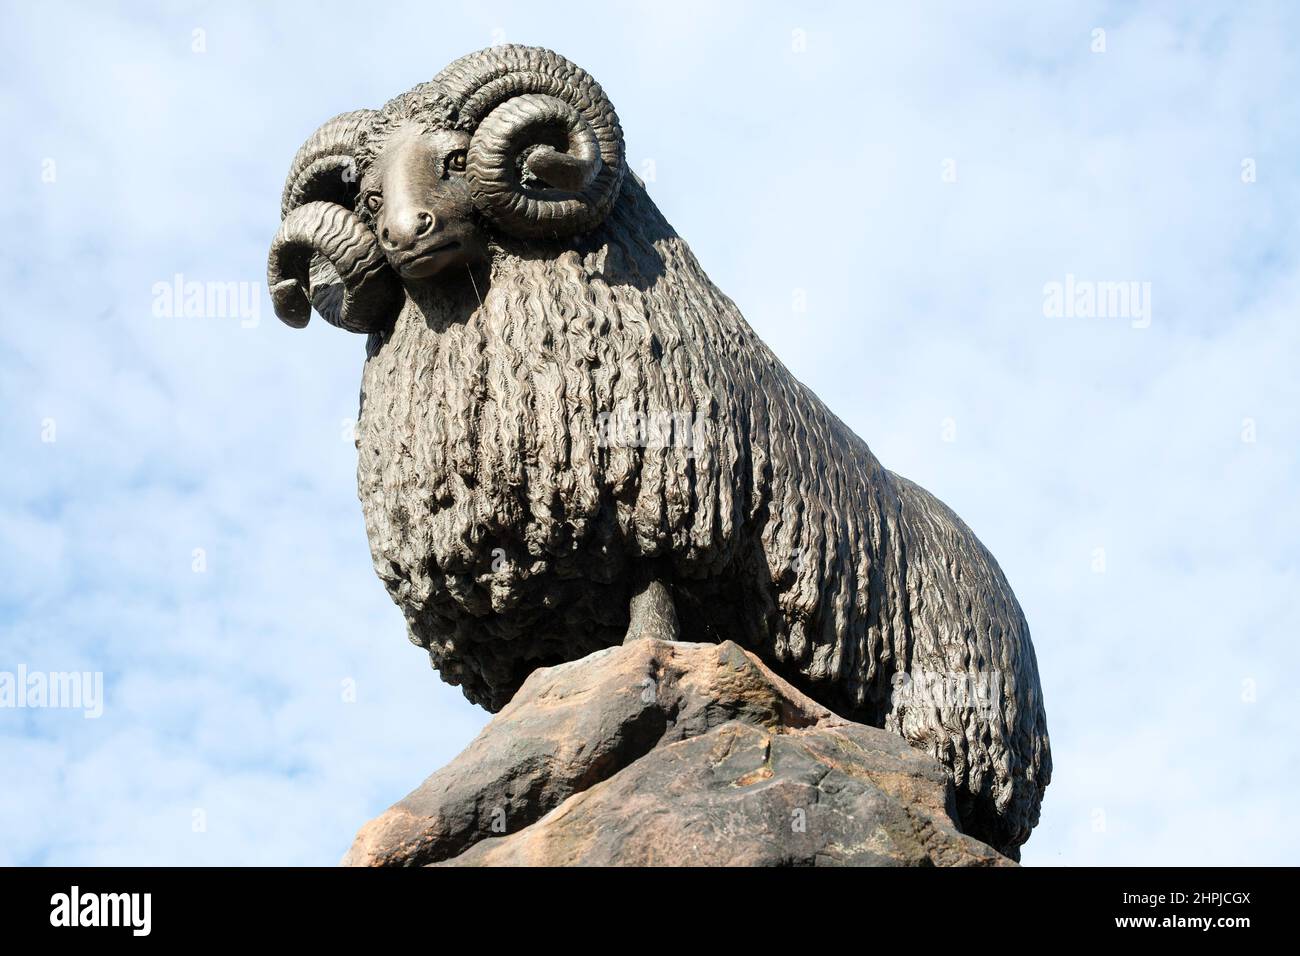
[343,638,1011,867]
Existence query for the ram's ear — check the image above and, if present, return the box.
[525,145,598,192]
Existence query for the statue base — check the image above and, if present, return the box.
[343,638,1012,867]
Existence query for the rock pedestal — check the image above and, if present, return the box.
[344,638,1012,867]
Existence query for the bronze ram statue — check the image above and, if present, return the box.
[267,44,1051,858]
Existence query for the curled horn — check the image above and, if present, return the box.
[280,110,373,217]
[268,202,402,333]
[270,109,401,332]
[434,45,626,239]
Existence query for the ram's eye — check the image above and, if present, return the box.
[365,193,383,213]
[445,150,467,174]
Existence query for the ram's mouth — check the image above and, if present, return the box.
[396,241,462,278]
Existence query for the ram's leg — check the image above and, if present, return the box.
[623,570,680,645]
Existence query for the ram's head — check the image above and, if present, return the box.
[266,46,626,333]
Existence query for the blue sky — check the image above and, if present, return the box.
[1,0,1297,865]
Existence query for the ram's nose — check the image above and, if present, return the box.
[380,209,438,253]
